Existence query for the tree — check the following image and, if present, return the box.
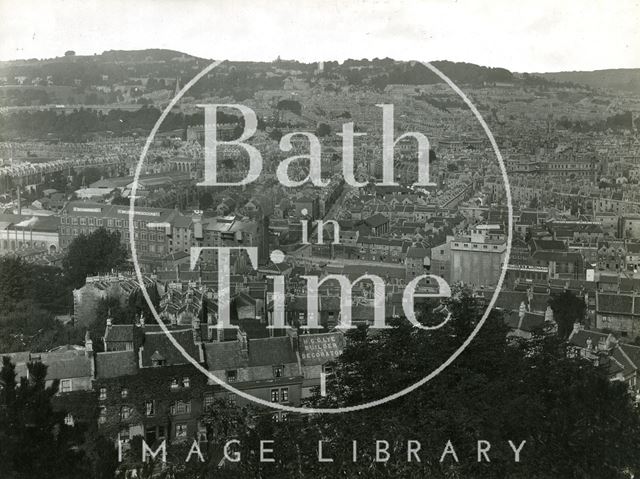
[200,290,640,478]
[548,290,586,339]
[0,358,88,478]
[199,191,214,210]
[128,283,161,322]
[62,228,127,288]
[316,122,331,137]
[276,99,302,116]
[268,128,283,142]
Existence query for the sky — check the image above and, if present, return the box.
[0,0,639,72]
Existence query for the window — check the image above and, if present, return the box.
[273,412,288,422]
[145,401,156,417]
[120,406,131,420]
[99,387,107,400]
[175,424,188,438]
[226,370,237,382]
[271,389,279,402]
[121,388,129,398]
[60,379,72,393]
[171,400,191,415]
[182,377,190,388]
[280,387,289,402]
[198,423,208,443]
[170,378,179,389]
[64,413,74,426]
[203,393,215,410]
[273,365,284,378]
[98,407,107,424]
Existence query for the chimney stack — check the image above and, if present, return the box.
[84,330,93,356]
[286,327,298,352]
[237,329,248,353]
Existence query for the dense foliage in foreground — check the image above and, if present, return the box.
[1,292,639,478]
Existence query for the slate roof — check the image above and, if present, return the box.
[406,246,431,259]
[204,341,249,370]
[487,290,550,313]
[140,327,201,367]
[532,250,582,263]
[95,350,138,378]
[249,337,297,366]
[5,350,93,381]
[204,336,297,371]
[597,293,638,316]
[569,329,640,379]
[620,344,640,371]
[532,239,567,251]
[365,213,389,228]
[43,352,93,379]
[503,311,546,332]
[105,324,135,343]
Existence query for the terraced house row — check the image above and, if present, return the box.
[3,314,344,449]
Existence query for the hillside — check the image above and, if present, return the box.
[536,69,640,94]
[0,49,608,110]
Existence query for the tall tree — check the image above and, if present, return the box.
[548,290,586,339]
[0,358,88,478]
[62,228,127,288]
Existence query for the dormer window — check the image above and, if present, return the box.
[151,350,166,367]
[273,365,284,378]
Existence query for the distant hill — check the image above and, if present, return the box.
[536,69,640,94]
[0,50,516,87]
[1,49,632,110]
